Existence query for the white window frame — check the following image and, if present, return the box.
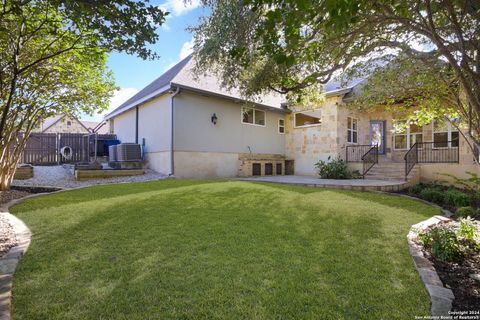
[241,106,266,127]
[293,111,322,128]
[347,117,358,144]
[393,121,423,150]
[278,119,285,134]
[432,120,459,149]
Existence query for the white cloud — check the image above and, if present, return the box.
[179,38,194,59]
[160,0,201,17]
[97,87,139,120]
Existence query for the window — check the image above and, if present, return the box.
[278,119,285,134]
[242,107,266,126]
[66,121,72,126]
[294,110,321,128]
[347,117,358,143]
[394,121,423,150]
[433,120,459,148]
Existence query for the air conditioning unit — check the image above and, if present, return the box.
[115,143,142,162]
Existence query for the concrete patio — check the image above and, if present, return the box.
[240,175,410,192]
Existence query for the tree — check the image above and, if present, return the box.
[0,0,166,190]
[192,0,480,140]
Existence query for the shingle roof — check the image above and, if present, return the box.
[105,55,193,119]
[171,58,284,110]
[105,55,286,119]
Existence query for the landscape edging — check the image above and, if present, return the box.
[0,212,32,320]
[407,215,455,317]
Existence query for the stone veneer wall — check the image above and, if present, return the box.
[238,153,285,177]
[285,97,342,175]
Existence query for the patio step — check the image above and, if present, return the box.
[365,162,419,181]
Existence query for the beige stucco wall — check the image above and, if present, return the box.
[138,94,171,152]
[144,151,171,175]
[285,96,341,175]
[173,151,239,178]
[112,108,137,143]
[173,91,285,155]
[111,94,172,174]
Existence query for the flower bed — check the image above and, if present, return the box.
[417,218,480,311]
[406,181,479,220]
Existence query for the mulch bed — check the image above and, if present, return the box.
[0,189,32,206]
[428,251,480,312]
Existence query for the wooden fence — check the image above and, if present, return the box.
[21,133,117,165]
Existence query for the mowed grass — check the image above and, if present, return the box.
[10,180,437,319]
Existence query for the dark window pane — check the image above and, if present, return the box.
[395,135,407,149]
[353,131,357,143]
[255,110,265,125]
[242,108,254,124]
[451,132,459,147]
[434,132,448,148]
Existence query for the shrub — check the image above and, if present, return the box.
[419,226,463,261]
[456,206,476,219]
[419,188,445,205]
[457,218,478,244]
[444,190,471,208]
[314,156,352,179]
[409,183,423,195]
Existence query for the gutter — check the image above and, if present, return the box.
[169,86,180,176]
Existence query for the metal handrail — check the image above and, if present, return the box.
[404,142,418,178]
[361,145,378,177]
[404,141,459,178]
[346,144,376,163]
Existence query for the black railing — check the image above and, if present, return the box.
[405,141,459,177]
[362,145,378,176]
[404,143,418,178]
[346,145,375,162]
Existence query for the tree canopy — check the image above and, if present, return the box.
[0,0,167,189]
[192,0,480,138]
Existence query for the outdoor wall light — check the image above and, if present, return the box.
[211,113,218,125]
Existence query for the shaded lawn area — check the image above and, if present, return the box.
[10,180,438,319]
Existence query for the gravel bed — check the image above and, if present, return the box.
[12,165,167,189]
[0,214,17,257]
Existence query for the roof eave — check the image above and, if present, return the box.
[104,84,171,120]
[324,87,353,98]
[171,82,290,114]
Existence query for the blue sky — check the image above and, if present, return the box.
[85,0,207,121]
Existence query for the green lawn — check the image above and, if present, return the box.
[10,180,437,319]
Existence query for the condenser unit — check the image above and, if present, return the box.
[115,143,142,162]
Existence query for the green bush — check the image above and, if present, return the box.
[444,190,471,208]
[419,188,445,205]
[408,184,423,195]
[314,156,352,179]
[419,227,463,261]
[455,206,476,219]
[457,218,478,244]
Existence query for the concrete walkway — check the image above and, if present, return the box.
[240,175,409,192]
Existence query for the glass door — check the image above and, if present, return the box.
[370,120,386,154]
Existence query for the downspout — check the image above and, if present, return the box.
[135,106,139,144]
[170,86,180,176]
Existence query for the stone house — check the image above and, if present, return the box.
[105,55,479,183]
[38,114,109,134]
